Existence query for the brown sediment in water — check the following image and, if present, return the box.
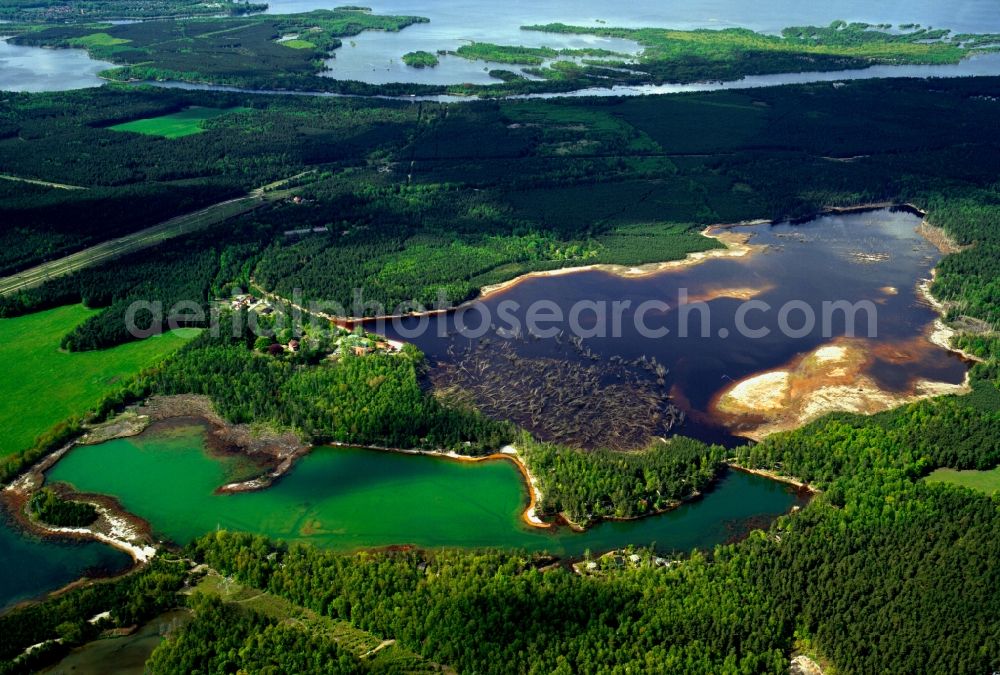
[138,396,308,461]
[711,337,970,441]
[707,205,981,440]
[681,283,776,304]
[94,396,314,494]
[474,227,762,303]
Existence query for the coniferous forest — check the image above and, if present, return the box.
[0,26,999,674]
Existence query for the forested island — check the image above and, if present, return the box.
[0,25,999,675]
[5,18,1000,97]
[402,50,440,68]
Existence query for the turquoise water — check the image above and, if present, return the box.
[46,421,804,557]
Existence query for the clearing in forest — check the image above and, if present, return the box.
[0,304,195,458]
[109,107,249,139]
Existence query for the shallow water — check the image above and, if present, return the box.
[0,515,131,611]
[273,0,1000,86]
[7,0,1000,95]
[46,421,803,556]
[378,209,968,446]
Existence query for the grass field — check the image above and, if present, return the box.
[925,467,1000,495]
[68,32,132,48]
[280,38,316,49]
[109,107,248,139]
[0,305,196,458]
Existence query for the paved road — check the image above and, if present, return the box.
[0,171,315,297]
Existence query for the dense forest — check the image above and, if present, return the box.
[7,77,1000,321]
[0,87,420,273]
[2,74,1000,674]
[0,556,187,675]
[28,487,97,527]
[146,594,362,674]
[151,322,515,452]
[521,435,726,525]
[4,392,998,674]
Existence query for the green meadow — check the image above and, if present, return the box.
[67,32,132,48]
[0,304,195,458]
[109,107,247,139]
[925,466,1000,495]
[280,38,316,49]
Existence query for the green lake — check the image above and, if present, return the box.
[46,421,803,557]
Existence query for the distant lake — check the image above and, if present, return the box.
[0,39,113,92]
[6,0,1000,94]
[262,0,1000,86]
[46,420,804,556]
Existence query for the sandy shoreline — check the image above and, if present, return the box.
[2,449,157,565]
[473,226,761,302]
[254,203,932,327]
[712,335,972,441]
[325,441,551,529]
[917,275,986,363]
[249,224,764,325]
[728,464,820,494]
[710,211,980,441]
[4,201,981,572]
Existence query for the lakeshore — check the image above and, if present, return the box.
[36,422,804,558]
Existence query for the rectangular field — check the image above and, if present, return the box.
[0,304,196,458]
[109,107,247,139]
[925,467,1000,495]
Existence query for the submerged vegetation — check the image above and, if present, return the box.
[5,18,1000,97]
[151,321,515,452]
[0,57,999,674]
[0,556,188,675]
[431,339,683,450]
[516,20,999,86]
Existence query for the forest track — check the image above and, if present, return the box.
[0,172,315,297]
[0,173,88,190]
